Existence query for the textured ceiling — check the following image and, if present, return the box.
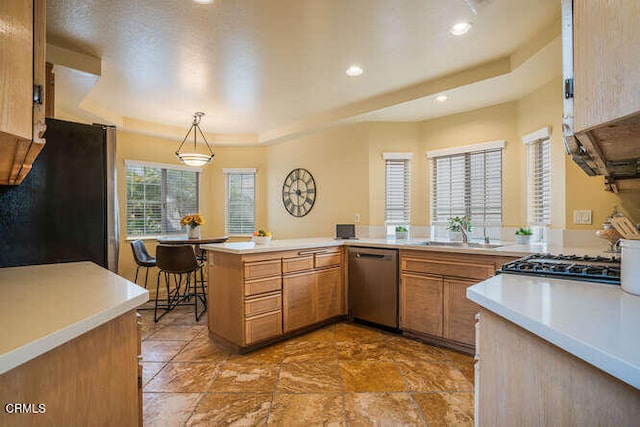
[47,0,559,135]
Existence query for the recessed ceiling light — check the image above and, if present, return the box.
[449,22,472,36]
[345,65,364,77]
[434,94,449,104]
[193,0,214,4]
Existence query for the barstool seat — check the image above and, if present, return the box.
[154,244,207,323]
[130,240,157,288]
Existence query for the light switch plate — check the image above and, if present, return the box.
[354,213,360,223]
[573,210,592,225]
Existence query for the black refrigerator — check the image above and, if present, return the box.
[0,118,119,271]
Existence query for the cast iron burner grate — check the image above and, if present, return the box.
[499,253,620,285]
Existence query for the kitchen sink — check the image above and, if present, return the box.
[411,241,504,249]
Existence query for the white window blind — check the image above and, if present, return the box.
[126,162,199,237]
[527,139,551,226]
[431,148,503,233]
[385,157,411,225]
[225,171,255,235]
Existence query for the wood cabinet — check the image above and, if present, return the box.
[443,278,479,345]
[0,311,140,426]
[0,0,46,185]
[283,265,343,333]
[207,246,344,351]
[399,250,516,352]
[282,247,343,334]
[476,309,640,425]
[400,273,443,337]
[573,0,640,133]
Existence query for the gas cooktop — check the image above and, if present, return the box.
[499,253,620,285]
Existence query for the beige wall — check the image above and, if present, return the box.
[265,124,370,238]
[516,76,565,229]
[419,102,524,227]
[116,130,267,283]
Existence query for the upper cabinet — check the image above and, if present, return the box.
[563,0,640,192]
[0,0,46,185]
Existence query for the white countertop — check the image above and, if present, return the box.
[201,237,610,258]
[467,274,640,390]
[0,262,149,375]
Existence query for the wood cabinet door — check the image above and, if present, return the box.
[316,266,342,322]
[443,278,479,346]
[0,0,33,141]
[573,0,640,132]
[400,273,443,337]
[282,271,317,333]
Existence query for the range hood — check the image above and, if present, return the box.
[564,114,640,193]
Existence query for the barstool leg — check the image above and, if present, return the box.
[153,271,161,322]
[134,265,141,285]
[144,266,150,289]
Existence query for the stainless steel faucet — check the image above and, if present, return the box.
[484,227,490,244]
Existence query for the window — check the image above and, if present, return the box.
[225,168,256,235]
[384,153,412,235]
[523,128,551,240]
[126,161,200,237]
[428,141,504,240]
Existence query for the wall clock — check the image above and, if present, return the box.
[282,168,316,217]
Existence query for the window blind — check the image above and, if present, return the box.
[126,163,199,237]
[528,139,551,226]
[385,159,411,224]
[431,148,502,230]
[226,172,255,235]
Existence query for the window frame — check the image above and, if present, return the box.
[124,160,202,239]
[523,127,552,242]
[224,168,257,237]
[383,152,412,236]
[427,141,505,240]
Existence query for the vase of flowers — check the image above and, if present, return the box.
[180,214,205,239]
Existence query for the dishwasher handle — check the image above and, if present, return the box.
[355,252,392,260]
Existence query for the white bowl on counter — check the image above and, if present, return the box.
[252,235,272,245]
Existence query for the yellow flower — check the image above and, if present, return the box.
[193,214,205,225]
[180,214,194,227]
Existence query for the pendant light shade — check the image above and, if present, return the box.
[175,112,215,167]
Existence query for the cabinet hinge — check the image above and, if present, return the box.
[33,85,43,104]
[564,78,574,99]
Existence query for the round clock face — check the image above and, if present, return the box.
[282,168,316,217]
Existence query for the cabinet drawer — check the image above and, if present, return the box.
[244,276,282,297]
[315,252,342,268]
[244,259,281,280]
[402,257,494,281]
[245,293,282,317]
[245,311,282,345]
[282,255,314,274]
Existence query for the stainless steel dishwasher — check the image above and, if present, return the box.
[348,247,398,328]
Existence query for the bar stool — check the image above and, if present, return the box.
[130,240,157,288]
[154,244,207,323]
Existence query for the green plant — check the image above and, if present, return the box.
[395,225,408,232]
[515,227,533,236]
[447,216,472,232]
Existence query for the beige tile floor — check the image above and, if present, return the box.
[140,304,475,426]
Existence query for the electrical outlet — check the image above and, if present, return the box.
[354,213,360,223]
[573,210,592,225]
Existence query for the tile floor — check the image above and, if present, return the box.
[140,304,475,426]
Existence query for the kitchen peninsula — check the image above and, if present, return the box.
[202,237,530,352]
[467,274,640,424]
[0,262,148,427]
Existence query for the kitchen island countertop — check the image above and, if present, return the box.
[468,274,640,389]
[0,262,148,375]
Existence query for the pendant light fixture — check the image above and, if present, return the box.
[175,112,215,167]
